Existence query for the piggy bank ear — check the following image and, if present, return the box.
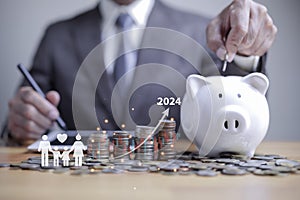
[186,74,208,98]
[242,72,269,95]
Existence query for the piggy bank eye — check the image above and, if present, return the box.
[218,93,223,98]
[237,93,241,98]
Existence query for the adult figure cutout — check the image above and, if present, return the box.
[38,135,52,167]
[69,134,86,167]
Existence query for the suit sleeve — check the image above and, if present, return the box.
[0,26,56,146]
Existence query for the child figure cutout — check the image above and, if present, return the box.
[38,135,52,167]
[61,146,71,167]
[69,134,86,167]
[52,146,61,167]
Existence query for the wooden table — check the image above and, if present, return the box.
[0,142,299,200]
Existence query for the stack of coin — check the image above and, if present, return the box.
[134,126,157,161]
[157,120,177,160]
[112,131,132,160]
[87,131,110,160]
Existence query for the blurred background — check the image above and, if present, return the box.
[0,0,299,140]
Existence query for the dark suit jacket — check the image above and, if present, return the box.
[22,0,266,131]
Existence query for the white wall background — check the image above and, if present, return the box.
[0,0,299,140]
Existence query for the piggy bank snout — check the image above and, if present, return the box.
[217,105,250,134]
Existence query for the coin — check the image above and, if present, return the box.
[10,163,21,168]
[271,166,296,173]
[0,163,10,168]
[196,169,218,177]
[149,166,160,173]
[160,171,178,176]
[207,163,228,170]
[26,159,42,165]
[190,164,209,170]
[19,163,40,170]
[102,168,125,174]
[259,165,274,170]
[87,168,101,175]
[160,164,180,172]
[253,169,279,176]
[239,160,267,168]
[70,166,89,170]
[276,159,300,168]
[216,158,240,165]
[40,165,56,170]
[252,155,275,161]
[222,167,248,175]
[128,166,149,172]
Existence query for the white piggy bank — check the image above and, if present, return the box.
[181,73,269,157]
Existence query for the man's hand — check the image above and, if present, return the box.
[8,87,60,143]
[206,0,277,62]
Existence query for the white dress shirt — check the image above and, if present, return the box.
[99,0,155,75]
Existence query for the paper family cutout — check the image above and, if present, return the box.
[38,133,87,167]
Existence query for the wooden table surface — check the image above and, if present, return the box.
[0,141,300,200]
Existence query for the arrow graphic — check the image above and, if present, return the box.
[113,108,170,160]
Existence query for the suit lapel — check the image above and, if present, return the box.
[131,0,172,121]
[73,6,114,116]
[73,7,101,62]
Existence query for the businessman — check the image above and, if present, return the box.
[5,0,277,145]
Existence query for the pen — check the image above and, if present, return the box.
[17,64,68,131]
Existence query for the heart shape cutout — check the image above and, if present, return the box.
[57,133,68,143]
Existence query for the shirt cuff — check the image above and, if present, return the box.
[233,55,260,72]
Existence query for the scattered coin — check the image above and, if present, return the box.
[222,167,248,176]
[87,169,101,175]
[4,153,300,177]
[160,171,178,176]
[253,169,279,176]
[128,166,149,172]
[10,163,21,168]
[196,169,218,177]
[159,164,180,172]
[2,128,300,178]
[179,171,193,176]
[190,164,209,170]
[252,155,275,161]
[149,166,160,173]
[40,165,56,170]
[70,166,89,170]
[216,158,240,165]
[102,168,125,174]
[276,159,300,168]
[19,163,40,170]
[0,163,10,168]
